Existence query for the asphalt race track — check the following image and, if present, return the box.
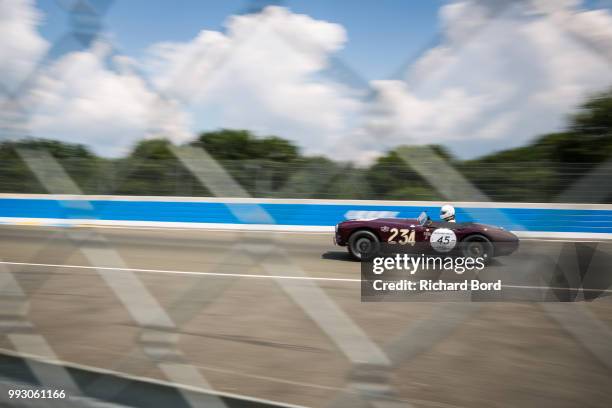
[0,225,611,407]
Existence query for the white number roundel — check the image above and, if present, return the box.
[430,228,457,252]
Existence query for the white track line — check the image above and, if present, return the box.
[2,261,610,293]
[0,261,361,283]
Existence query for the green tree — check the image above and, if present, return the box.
[0,138,100,194]
[114,138,209,196]
[571,88,612,137]
[365,146,445,200]
[191,129,300,195]
[193,129,298,162]
[0,138,95,160]
[129,138,176,160]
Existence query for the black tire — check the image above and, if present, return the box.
[461,234,494,263]
[348,230,380,261]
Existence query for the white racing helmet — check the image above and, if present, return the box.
[440,204,456,222]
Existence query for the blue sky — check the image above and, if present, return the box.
[35,0,444,81]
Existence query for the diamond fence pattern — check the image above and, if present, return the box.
[0,1,611,407]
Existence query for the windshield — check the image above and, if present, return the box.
[417,211,430,226]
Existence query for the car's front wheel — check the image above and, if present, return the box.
[461,234,494,262]
[348,230,380,261]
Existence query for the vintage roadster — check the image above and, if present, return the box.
[334,211,519,261]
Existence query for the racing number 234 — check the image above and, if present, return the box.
[387,228,415,246]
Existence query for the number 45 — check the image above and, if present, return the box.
[388,228,416,246]
[437,235,450,244]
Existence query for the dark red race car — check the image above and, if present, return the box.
[334,211,519,261]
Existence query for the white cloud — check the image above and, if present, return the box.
[0,0,191,156]
[0,0,48,90]
[2,3,360,158]
[146,6,362,157]
[27,43,191,156]
[363,0,612,159]
[365,82,489,140]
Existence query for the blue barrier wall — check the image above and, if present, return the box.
[1,196,612,234]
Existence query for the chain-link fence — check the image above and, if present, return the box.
[1,1,612,407]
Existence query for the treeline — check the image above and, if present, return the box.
[1,89,611,202]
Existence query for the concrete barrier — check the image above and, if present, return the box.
[1,194,611,239]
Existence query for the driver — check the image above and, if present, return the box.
[440,204,456,223]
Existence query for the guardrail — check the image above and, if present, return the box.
[1,194,612,238]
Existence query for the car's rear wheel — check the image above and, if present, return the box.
[348,230,380,261]
[461,234,494,262]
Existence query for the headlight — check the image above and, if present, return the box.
[335,224,338,233]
